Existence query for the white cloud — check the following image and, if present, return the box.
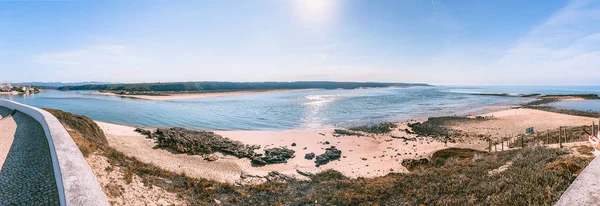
[31,44,157,82]
[34,45,150,69]
[494,0,600,85]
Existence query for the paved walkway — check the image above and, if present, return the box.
[0,106,60,205]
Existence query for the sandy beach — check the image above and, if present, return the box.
[453,108,598,141]
[92,107,597,183]
[92,106,599,184]
[98,120,477,184]
[97,89,318,100]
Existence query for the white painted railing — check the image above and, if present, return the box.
[0,100,108,206]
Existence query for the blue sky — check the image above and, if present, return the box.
[1,0,599,85]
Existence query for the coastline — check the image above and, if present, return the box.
[96,89,319,100]
[93,105,597,184]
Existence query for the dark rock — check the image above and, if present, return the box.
[251,157,267,166]
[134,128,153,138]
[315,146,342,167]
[401,158,430,171]
[324,141,330,145]
[291,143,297,147]
[255,147,295,165]
[305,152,315,160]
[153,127,260,158]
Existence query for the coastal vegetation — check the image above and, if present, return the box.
[348,122,397,134]
[524,94,599,106]
[522,106,600,118]
[518,94,600,118]
[46,109,591,205]
[56,81,430,93]
[44,108,108,156]
[407,116,490,140]
[333,122,397,136]
[469,93,541,97]
[333,129,363,136]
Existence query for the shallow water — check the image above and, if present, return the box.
[550,100,600,112]
[1,86,597,130]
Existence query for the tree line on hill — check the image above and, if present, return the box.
[57,81,430,92]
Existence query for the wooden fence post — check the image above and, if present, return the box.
[559,127,563,148]
[546,130,549,145]
[488,139,492,152]
[502,139,504,151]
[521,134,524,148]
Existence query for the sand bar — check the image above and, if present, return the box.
[97,89,318,100]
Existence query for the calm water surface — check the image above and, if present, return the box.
[1,86,597,130]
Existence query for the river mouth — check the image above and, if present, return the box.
[2,86,595,131]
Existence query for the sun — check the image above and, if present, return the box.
[293,0,338,24]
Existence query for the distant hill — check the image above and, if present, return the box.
[12,81,114,89]
[57,81,430,92]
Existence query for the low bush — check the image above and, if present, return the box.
[333,129,363,136]
[348,122,397,134]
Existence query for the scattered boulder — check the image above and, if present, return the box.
[252,147,296,166]
[265,171,292,183]
[305,152,316,160]
[292,143,297,147]
[251,157,267,166]
[315,146,342,167]
[206,153,220,161]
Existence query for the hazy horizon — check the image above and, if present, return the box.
[2,0,599,86]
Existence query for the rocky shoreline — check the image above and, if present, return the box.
[137,127,344,167]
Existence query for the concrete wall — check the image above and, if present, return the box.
[0,100,108,206]
[555,157,600,205]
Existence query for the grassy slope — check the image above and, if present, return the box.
[45,109,593,205]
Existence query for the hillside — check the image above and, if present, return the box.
[57,81,430,92]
